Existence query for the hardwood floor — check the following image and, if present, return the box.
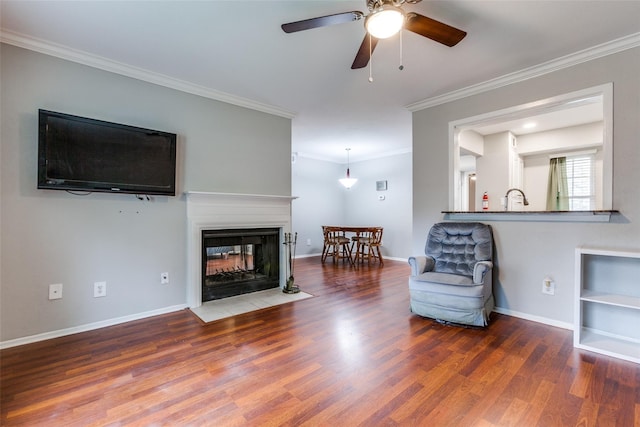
[2,257,639,426]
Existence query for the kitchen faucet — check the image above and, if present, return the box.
[504,188,529,211]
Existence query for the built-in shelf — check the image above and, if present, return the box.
[574,247,640,364]
[580,290,640,309]
[442,210,617,222]
[578,328,640,362]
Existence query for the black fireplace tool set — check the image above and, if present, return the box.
[283,232,300,294]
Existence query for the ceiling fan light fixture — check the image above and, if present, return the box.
[365,6,405,39]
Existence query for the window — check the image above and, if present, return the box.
[566,154,595,210]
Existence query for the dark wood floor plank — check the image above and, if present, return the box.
[2,257,639,426]
[517,378,556,426]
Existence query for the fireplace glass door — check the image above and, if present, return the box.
[202,228,279,301]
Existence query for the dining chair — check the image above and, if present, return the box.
[351,228,370,265]
[354,227,384,266]
[321,226,353,265]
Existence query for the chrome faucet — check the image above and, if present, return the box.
[504,188,529,211]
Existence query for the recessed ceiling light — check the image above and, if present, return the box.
[523,122,537,129]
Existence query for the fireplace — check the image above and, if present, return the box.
[186,192,296,308]
[202,228,280,301]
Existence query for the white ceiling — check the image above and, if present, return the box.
[2,1,640,163]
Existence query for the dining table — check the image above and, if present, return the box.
[322,226,384,266]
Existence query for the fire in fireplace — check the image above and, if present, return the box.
[201,228,280,301]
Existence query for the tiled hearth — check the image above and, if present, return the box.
[186,192,296,308]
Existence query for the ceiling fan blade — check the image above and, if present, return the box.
[405,13,467,47]
[351,35,379,69]
[281,11,363,33]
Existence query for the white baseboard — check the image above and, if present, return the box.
[295,254,407,262]
[383,256,408,262]
[0,296,572,350]
[0,304,188,350]
[295,253,322,259]
[493,307,573,330]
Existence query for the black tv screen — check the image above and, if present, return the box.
[38,109,177,196]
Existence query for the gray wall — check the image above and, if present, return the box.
[292,156,345,256]
[292,153,413,260]
[412,47,640,326]
[343,153,413,260]
[0,44,291,342]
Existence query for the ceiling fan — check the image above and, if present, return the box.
[281,0,467,70]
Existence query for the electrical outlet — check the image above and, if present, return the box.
[94,281,107,298]
[161,272,169,285]
[49,283,63,300]
[306,239,311,246]
[542,277,555,295]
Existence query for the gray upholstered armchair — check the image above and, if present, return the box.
[408,222,494,326]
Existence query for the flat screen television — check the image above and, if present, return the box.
[38,109,177,196]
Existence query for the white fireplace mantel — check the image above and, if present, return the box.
[186,192,297,308]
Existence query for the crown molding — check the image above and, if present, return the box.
[407,32,640,112]
[0,29,296,119]
[295,147,412,164]
[4,28,637,120]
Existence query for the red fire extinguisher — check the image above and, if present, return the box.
[482,192,489,210]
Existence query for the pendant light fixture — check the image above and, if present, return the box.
[339,148,358,189]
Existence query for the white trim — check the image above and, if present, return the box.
[0,29,296,120]
[295,253,323,259]
[0,304,187,350]
[294,254,406,262]
[379,255,407,263]
[0,301,572,350]
[186,192,295,308]
[295,147,412,164]
[548,148,597,159]
[3,29,637,119]
[447,83,613,212]
[185,191,297,202]
[407,32,640,112]
[493,307,573,331]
